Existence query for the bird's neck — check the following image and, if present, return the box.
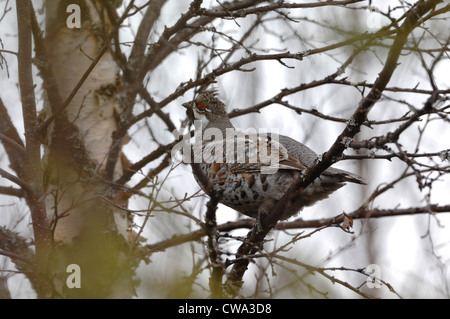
[204,115,234,135]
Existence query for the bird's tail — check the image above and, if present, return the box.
[323,167,367,185]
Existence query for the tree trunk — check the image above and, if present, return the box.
[41,0,134,298]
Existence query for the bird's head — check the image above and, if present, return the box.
[182,90,228,127]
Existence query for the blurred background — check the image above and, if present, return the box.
[1,0,449,298]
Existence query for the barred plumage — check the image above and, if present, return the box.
[182,91,365,220]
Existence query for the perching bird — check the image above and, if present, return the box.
[182,90,365,221]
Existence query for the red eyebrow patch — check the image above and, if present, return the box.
[197,104,206,110]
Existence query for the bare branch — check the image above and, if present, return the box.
[0,99,25,178]
[204,191,226,298]
[143,203,450,255]
[0,226,39,295]
[0,185,25,198]
[223,0,444,297]
[16,0,51,297]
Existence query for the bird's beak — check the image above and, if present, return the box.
[183,101,195,122]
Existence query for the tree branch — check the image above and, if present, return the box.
[127,0,167,70]
[0,186,25,198]
[0,226,39,296]
[0,168,32,195]
[204,192,226,298]
[0,99,25,179]
[16,0,51,297]
[223,0,444,297]
[202,0,365,18]
[143,204,450,254]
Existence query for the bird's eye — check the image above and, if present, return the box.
[197,104,207,112]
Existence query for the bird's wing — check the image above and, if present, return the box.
[225,134,307,174]
[198,131,308,174]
